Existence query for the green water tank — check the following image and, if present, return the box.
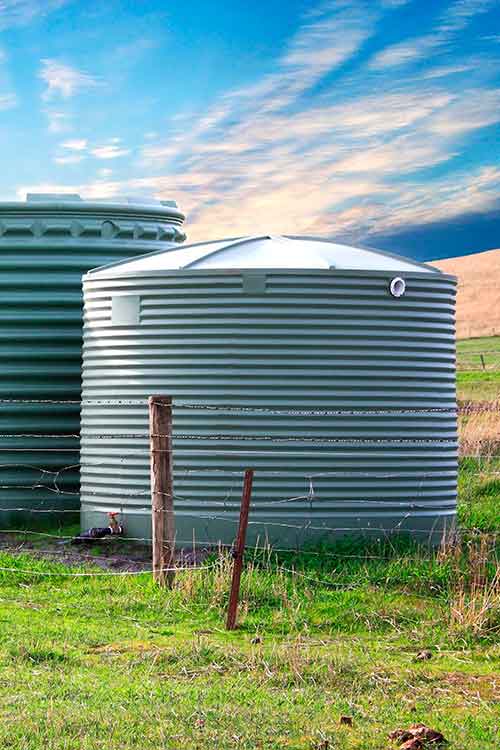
[0,194,185,524]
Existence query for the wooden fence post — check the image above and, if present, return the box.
[226,468,254,630]
[149,395,175,587]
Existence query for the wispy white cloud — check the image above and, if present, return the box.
[61,138,87,151]
[420,63,473,79]
[233,2,377,110]
[370,0,497,68]
[0,0,67,30]
[91,140,130,160]
[54,138,129,165]
[441,0,495,33]
[142,1,378,168]
[425,87,500,134]
[39,59,100,100]
[370,35,440,69]
[134,77,500,241]
[281,6,374,77]
[368,165,500,235]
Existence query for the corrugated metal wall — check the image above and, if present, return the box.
[81,268,457,545]
[0,197,185,524]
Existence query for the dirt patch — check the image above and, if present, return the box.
[0,534,212,571]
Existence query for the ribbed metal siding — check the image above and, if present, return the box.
[81,269,457,545]
[0,199,185,523]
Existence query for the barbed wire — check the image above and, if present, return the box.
[0,529,152,542]
[0,398,461,409]
[0,460,495,505]
[171,513,454,536]
[0,532,497,569]
[1,449,467,458]
[0,433,461,445]
[0,566,448,610]
[0,399,82,405]
[0,496,463,512]
[0,524,500,557]
[0,397,497,413]
[173,435,458,445]
[0,517,491,540]
[0,391,498,582]
[165,403,459,416]
[0,448,81,452]
[0,547,496,588]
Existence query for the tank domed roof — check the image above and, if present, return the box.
[87,235,439,276]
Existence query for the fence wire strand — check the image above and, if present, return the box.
[0,390,498,580]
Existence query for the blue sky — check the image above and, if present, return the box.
[0,0,499,259]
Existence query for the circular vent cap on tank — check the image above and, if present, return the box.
[81,235,458,546]
[0,193,185,525]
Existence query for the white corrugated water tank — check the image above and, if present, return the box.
[81,235,458,546]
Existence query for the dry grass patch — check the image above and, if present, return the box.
[447,536,500,639]
[459,402,500,457]
[432,250,500,339]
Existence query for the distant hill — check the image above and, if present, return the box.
[431,248,500,340]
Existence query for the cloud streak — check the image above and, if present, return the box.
[0,0,67,30]
[370,0,497,68]
[91,139,130,160]
[61,139,87,151]
[39,59,100,100]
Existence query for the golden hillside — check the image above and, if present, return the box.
[431,248,500,339]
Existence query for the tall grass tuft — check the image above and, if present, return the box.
[447,535,500,638]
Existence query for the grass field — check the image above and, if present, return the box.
[0,528,498,749]
[0,338,498,749]
[457,336,500,401]
[457,336,500,458]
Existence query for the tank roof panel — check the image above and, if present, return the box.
[88,235,439,276]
